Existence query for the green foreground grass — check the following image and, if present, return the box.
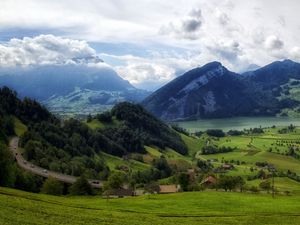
[0,187,300,225]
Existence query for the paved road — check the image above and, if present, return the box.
[9,137,102,188]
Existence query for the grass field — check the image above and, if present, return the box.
[86,118,120,130]
[13,117,27,136]
[99,152,150,172]
[248,177,300,194]
[196,127,300,175]
[0,187,300,225]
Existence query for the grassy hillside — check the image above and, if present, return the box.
[99,152,150,172]
[13,117,27,136]
[0,187,300,225]
[198,126,300,175]
[86,119,300,192]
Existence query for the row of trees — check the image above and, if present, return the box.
[201,145,236,155]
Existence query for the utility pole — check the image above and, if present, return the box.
[272,169,275,198]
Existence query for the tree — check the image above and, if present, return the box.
[206,129,225,137]
[69,176,93,195]
[0,143,15,187]
[235,176,245,192]
[177,173,190,191]
[144,182,160,194]
[41,177,63,195]
[218,176,244,192]
[105,172,125,190]
[14,168,43,193]
[152,156,172,178]
[259,180,271,193]
[86,114,92,123]
[197,160,212,172]
[96,112,112,123]
[1,116,15,136]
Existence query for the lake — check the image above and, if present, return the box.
[175,117,300,132]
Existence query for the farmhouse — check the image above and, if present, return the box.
[201,176,217,186]
[207,158,218,163]
[159,185,180,194]
[222,164,234,170]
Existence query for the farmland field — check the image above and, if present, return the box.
[0,187,300,225]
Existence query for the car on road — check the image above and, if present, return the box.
[30,165,35,168]
[43,169,48,173]
[23,160,27,164]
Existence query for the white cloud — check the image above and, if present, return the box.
[264,35,284,50]
[159,8,203,40]
[1,0,300,89]
[0,35,102,66]
[102,51,206,90]
[290,47,300,60]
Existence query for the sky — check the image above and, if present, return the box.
[1,0,300,90]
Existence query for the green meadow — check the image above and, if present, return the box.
[0,187,300,225]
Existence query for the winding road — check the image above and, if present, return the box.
[9,137,102,188]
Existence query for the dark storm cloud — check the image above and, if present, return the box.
[182,18,202,32]
[159,8,203,40]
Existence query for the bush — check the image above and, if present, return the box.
[96,111,112,123]
[206,129,225,137]
[177,173,190,191]
[197,160,212,172]
[227,130,244,136]
[171,124,189,136]
[201,145,235,155]
[0,143,15,187]
[1,116,15,136]
[250,128,264,134]
[69,176,93,195]
[259,180,271,193]
[217,176,245,192]
[41,177,64,195]
[249,186,260,193]
[105,172,125,190]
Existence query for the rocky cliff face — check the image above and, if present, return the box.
[142,60,300,121]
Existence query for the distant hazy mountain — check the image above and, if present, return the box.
[0,64,150,115]
[142,60,300,121]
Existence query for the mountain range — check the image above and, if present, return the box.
[0,64,150,116]
[142,59,300,121]
[1,59,300,120]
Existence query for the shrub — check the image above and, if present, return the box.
[41,177,63,195]
[69,176,93,195]
[206,129,225,137]
[259,180,271,193]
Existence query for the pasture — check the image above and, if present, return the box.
[0,187,300,225]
